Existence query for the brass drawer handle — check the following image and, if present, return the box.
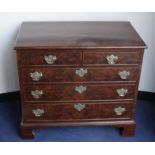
[44,55,57,64]
[118,70,130,79]
[114,106,125,115]
[74,103,85,111]
[30,71,43,81]
[75,68,88,77]
[75,85,87,94]
[32,109,45,117]
[106,54,118,64]
[116,88,128,97]
[31,90,43,99]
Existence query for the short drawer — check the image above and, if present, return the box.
[83,51,140,65]
[23,102,133,122]
[19,50,82,66]
[23,84,136,102]
[22,67,139,83]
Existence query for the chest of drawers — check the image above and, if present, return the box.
[14,22,146,139]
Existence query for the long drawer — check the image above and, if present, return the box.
[23,84,136,102]
[23,102,133,122]
[22,67,139,83]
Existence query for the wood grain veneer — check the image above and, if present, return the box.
[14,22,147,139]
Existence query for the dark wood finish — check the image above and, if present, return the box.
[14,22,146,49]
[23,84,136,102]
[23,102,132,122]
[22,67,139,83]
[20,124,35,139]
[114,123,136,137]
[84,51,140,65]
[18,50,82,66]
[122,124,136,136]
[0,90,153,102]
[14,22,146,139]
[20,120,136,138]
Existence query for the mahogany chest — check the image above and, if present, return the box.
[14,22,146,139]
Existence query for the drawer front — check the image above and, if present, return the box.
[19,50,82,66]
[23,84,136,102]
[22,67,139,83]
[23,102,132,122]
[83,52,140,65]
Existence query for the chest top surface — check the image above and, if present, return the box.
[14,21,146,50]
